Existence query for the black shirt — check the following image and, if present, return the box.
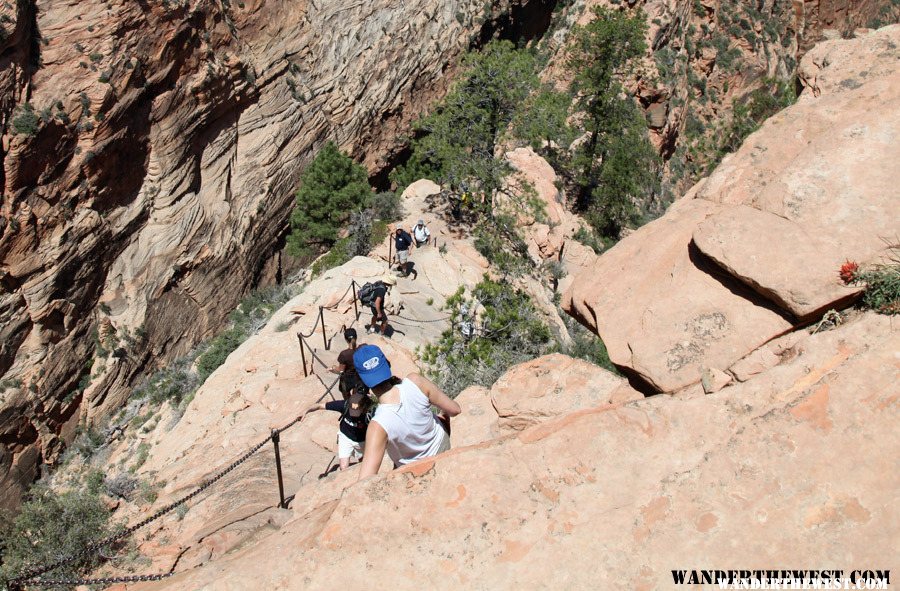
[394,230,413,251]
[370,284,387,310]
[325,400,369,442]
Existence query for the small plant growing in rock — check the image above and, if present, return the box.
[840,244,900,315]
[11,102,39,136]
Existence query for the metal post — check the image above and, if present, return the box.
[298,334,308,377]
[271,429,287,509]
[319,306,328,350]
[388,233,392,268]
[351,281,359,320]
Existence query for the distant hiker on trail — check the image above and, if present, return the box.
[393,227,415,278]
[352,344,461,480]
[359,275,396,335]
[299,391,372,471]
[412,219,430,247]
[329,328,366,400]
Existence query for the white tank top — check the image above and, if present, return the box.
[372,378,447,467]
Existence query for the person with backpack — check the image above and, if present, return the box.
[393,227,415,278]
[352,344,461,480]
[358,275,396,335]
[412,219,430,247]
[329,328,365,399]
[299,391,372,471]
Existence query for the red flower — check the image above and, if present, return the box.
[839,260,859,284]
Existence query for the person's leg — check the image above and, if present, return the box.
[337,432,354,470]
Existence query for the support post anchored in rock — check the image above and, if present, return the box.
[271,429,287,509]
[319,306,328,350]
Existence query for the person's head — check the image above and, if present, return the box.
[343,327,357,347]
[381,274,397,289]
[416,219,424,228]
[346,390,371,418]
[395,227,403,235]
[353,344,394,391]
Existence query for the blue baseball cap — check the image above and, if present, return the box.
[353,344,392,387]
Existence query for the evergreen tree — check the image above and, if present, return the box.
[512,85,573,166]
[567,7,659,238]
[286,142,371,258]
[398,40,539,212]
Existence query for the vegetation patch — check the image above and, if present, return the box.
[841,246,900,315]
[422,277,553,396]
[0,484,118,587]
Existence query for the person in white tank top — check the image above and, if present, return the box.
[352,345,461,479]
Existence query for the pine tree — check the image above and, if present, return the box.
[286,142,371,258]
[567,7,660,238]
[399,40,539,209]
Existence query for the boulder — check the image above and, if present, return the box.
[400,179,441,201]
[693,205,860,319]
[490,353,630,432]
[565,27,900,392]
[564,198,792,393]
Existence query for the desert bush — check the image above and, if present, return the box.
[366,191,403,222]
[422,277,553,396]
[0,485,117,587]
[842,245,900,315]
[105,473,138,500]
[12,102,39,136]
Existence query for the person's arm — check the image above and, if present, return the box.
[357,421,388,480]
[407,373,461,417]
[375,295,384,318]
[297,402,326,421]
[329,362,347,374]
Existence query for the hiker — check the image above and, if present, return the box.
[329,328,365,399]
[362,275,396,335]
[393,227,415,278]
[352,344,461,480]
[299,391,372,471]
[412,219,430,247]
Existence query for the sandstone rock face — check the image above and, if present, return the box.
[137,310,897,591]
[564,27,900,393]
[0,0,553,508]
[490,353,633,433]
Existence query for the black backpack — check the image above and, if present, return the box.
[357,281,383,306]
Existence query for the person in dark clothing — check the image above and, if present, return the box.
[393,227,415,278]
[367,275,396,335]
[330,328,365,399]
[299,391,372,470]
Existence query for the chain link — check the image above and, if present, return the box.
[10,422,289,587]
[391,313,452,323]
[20,571,176,588]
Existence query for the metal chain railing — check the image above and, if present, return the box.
[11,273,456,589]
[392,312,452,323]
[9,405,311,590]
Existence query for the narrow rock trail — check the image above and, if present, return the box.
[96,186,494,578]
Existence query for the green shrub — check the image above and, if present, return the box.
[563,315,618,373]
[0,485,117,586]
[366,191,403,222]
[572,226,605,254]
[12,102,39,136]
[422,277,553,396]
[845,247,900,315]
[309,237,352,278]
[72,425,105,459]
